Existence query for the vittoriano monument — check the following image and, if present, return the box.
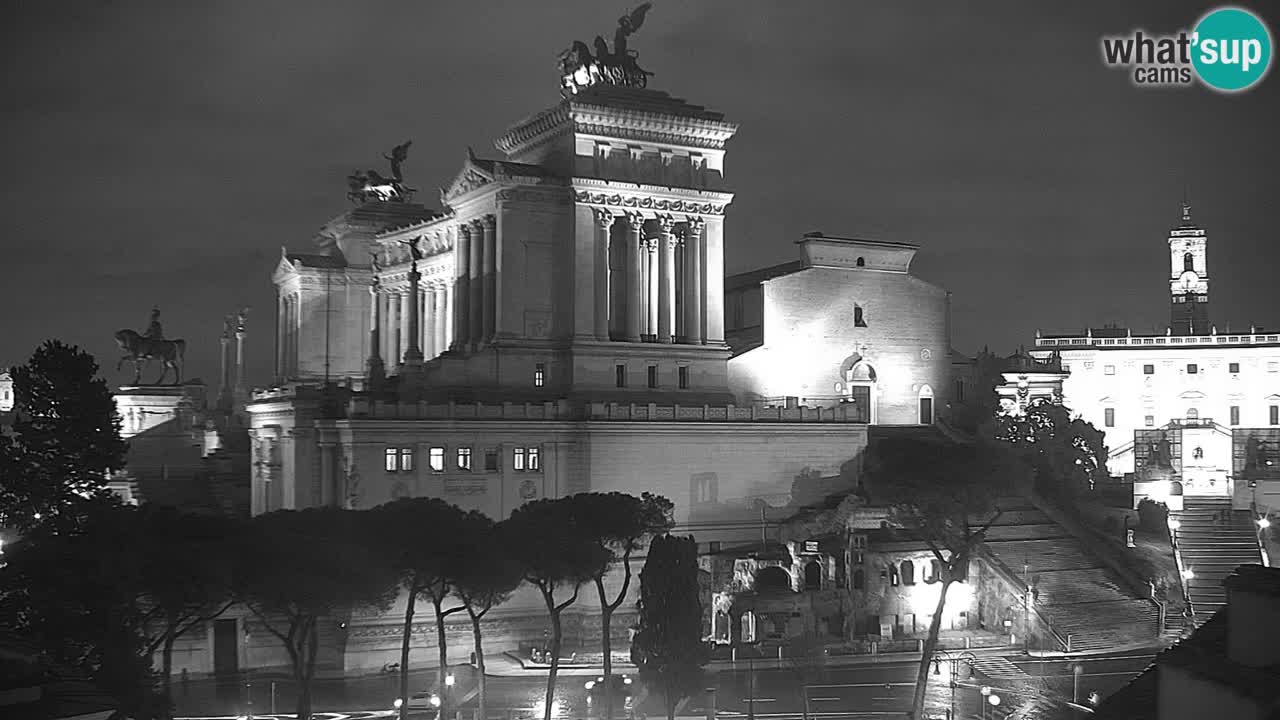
[558,3,655,97]
[115,306,187,385]
[347,140,414,204]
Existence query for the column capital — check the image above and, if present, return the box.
[458,222,473,239]
[658,215,677,235]
[685,216,706,235]
[481,214,497,230]
[626,212,645,232]
[593,208,616,228]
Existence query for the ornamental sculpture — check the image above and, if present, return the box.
[558,3,654,97]
[114,306,187,385]
[347,140,414,204]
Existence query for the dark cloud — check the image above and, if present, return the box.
[2,0,1278,386]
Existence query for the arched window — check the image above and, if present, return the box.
[888,565,900,587]
[856,257,865,267]
[1170,480,1184,496]
[853,568,865,590]
[854,305,867,328]
[804,561,822,591]
[900,560,916,586]
[1187,408,1199,420]
[926,559,941,583]
[1184,252,1194,272]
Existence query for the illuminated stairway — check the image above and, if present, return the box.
[1171,496,1263,627]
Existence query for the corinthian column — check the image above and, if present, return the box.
[481,214,496,342]
[423,286,435,358]
[645,238,659,338]
[684,217,705,345]
[625,213,643,342]
[658,216,676,343]
[469,219,484,346]
[367,279,385,386]
[433,284,447,357]
[454,225,471,349]
[594,209,614,341]
[404,257,423,366]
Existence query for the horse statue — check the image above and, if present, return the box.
[114,329,186,385]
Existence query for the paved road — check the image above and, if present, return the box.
[173,651,1156,720]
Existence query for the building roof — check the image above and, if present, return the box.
[798,231,919,250]
[725,261,804,292]
[469,156,561,180]
[286,252,347,269]
[569,83,728,122]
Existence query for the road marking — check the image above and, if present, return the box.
[810,697,842,702]
[807,682,914,689]
[741,697,778,702]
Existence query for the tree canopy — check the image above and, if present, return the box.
[991,397,1109,496]
[631,534,708,720]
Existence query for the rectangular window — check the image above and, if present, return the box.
[1104,365,1115,375]
[1187,363,1198,374]
[429,447,445,473]
[1145,415,1154,427]
[1230,406,1240,426]
[1271,406,1279,426]
[385,448,398,472]
[513,447,526,471]
[534,363,545,388]
[1104,408,1115,427]
[615,364,626,388]
[528,446,541,471]
[484,449,499,472]
[457,447,472,471]
[1143,364,1154,375]
[647,365,658,389]
[679,366,690,389]
[1229,362,1240,373]
[399,448,414,472]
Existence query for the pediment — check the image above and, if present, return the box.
[1179,391,1207,400]
[442,149,495,202]
[1267,394,1280,402]
[272,247,299,283]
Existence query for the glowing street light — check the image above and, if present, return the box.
[988,694,1001,707]
[394,698,404,709]
[1259,517,1271,530]
[1182,568,1196,581]
[1168,518,1181,531]
[445,674,456,687]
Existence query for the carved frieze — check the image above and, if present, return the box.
[574,190,726,216]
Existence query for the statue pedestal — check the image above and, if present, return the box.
[115,383,207,439]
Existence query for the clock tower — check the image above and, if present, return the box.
[1169,201,1209,335]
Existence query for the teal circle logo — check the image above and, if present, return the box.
[1192,7,1273,92]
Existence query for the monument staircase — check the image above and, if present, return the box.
[1170,496,1264,627]
[980,498,1160,652]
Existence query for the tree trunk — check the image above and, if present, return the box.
[470,611,487,720]
[664,673,677,720]
[434,596,451,720]
[544,601,563,720]
[399,587,417,720]
[293,617,318,720]
[597,577,615,720]
[909,579,953,720]
[161,629,176,720]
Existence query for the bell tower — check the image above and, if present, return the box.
[1169,201,1209,335]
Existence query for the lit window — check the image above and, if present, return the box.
[514,447,526,471]
[679,366,690,389]
[1145,415,1154,427]
[534,363,545,388]
[429,447,445,473]
[1143,364,1154,375]
[399,448,414,472]
[1271,406,1278,426]
[616,364,626,388]
[1104,408,1115,427]
[1104,365,1115,375]
[647,365,658,389]
[484,449,499,472]
[457,447,472,471]
[385,448,398,472]
[1229,362,1240,373]
[1187,363,1198,374]
[889,566,900,587]
[1230,406,1240,426]
[528,446,540,471]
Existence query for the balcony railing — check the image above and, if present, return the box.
[340,397,869,423]
[1037,332,1280,348]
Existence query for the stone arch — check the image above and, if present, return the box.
[1187,408,1199,420]
[1184,252,1194,272]
[856,256,865,267]
[918,384,935,425]
[804,560,822,591]
[755,566,792,593]
[1170,480,1184,496]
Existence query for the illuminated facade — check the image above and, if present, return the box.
[1022,206,1280,511]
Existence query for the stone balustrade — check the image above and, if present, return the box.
[1037,331,1280,348]
[341,397,866,423]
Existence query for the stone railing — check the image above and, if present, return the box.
[1037,331,1280,348]
[342,397,868,423]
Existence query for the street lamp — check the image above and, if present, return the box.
[980,686,991,720]
[1182,568,1195,581]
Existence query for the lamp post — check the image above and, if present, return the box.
[979,686,991,720]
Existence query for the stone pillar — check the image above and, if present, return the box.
[685,217,705,345]
[646,239,659,338]
[275,291,286,380]
[234,326,246,396]
[385,290,398,363]
[218,331,231,409]
[422,287,434,358]
[444,283,454,350]
[658,216,676,343]
[367,281,385,386]
[438,285,450,354]
[404,261,423,366]
[593,209,614,340]
[703,216,726,344]
[454,225,471,349]
[481,215,497,342]
[469,219,484,346]
[625,213,643,342]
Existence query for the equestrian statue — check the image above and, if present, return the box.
[114,306,186,385]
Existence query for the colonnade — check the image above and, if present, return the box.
[375,282,454,364]
[596,210,709,344]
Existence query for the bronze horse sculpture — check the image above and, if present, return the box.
[114,329,186,385]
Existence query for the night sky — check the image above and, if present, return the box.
[3,1,1278,388]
